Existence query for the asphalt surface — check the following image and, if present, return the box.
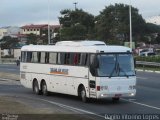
[0,64,160,120]
[0,64,20,74]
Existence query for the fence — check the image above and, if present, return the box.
[136,61,160,67]
[136,61,160,71]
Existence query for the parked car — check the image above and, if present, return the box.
[140,52,156,56]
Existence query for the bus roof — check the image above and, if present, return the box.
[21,41,131,53]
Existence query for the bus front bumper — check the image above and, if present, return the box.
[96,92,136,99]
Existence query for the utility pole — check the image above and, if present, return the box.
[48,0,50,44]
[129,0,132,50]
[73,2,78,10]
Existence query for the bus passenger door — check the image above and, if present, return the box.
[89,73,96,98]
[89,54,97,98]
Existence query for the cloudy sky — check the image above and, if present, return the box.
[0,0,160,27]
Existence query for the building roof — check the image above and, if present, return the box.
[21,24,60,29]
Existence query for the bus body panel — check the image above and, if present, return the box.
[20,62,89,97]
[96,77,136,99]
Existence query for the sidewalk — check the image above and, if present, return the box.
[0,72,19,81]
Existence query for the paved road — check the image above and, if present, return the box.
[0,64,160,120]
[0,64,20,74]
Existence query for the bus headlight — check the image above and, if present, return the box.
[130,93,135,96]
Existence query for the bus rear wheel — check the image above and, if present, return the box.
[33,80,41,95]
[41,81,49,96]
[80,87,88,103]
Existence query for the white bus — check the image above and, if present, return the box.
[20,41,136,102]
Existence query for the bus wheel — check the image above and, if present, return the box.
[41,81,48,96]
[112,97,120,102]
[81,87,88,103]
[33,80,41,95]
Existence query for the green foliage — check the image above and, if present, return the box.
[57,3,160,44]
[135,56,160,63]
[0,36,19,49]
[59,9,95,40]
[95,4,146,43]
[156,33,160,44]
[146,23,160,33]
[26,33,38,45]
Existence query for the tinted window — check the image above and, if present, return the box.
[49,53,57,64]
[57,53,65,64]
[21,52,26,62]
[31,52,38,63]
[45,52,49,63]
[64,53,70,64]
[40,52,45,63]
[26,52,32,62]
[80,53,88,66]
[37,52,41,63]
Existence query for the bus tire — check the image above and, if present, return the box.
[41,81,49,96]
[33,80,41,95]
[80,86,88,103]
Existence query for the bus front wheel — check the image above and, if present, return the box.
[80,87,88,103]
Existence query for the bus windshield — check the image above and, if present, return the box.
[97,53,135,77]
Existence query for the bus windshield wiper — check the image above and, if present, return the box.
[109,63,117,78]
[117,63,129,78]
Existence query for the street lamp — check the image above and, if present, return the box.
[129,0,132,49]
[73,2,78,10]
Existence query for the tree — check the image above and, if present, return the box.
[26,33,38,45]
[95,4,146,44]
[0,36,19,49]
[58,9,95,40]
[156,33,160,44]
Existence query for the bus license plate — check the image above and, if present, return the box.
[115,94,122,97]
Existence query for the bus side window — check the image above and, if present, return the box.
[90,54,95,64]
[31,52,38,63]
[80,53,88,66]
[40,52,45,63]
[49,53,57,64]
[69,53,74,65]
[21,51,26,62]
[45,52,49,63]
[26,52,32,63]
[64,53,70,64]
[57,53,65,64]
[37,52,41,63]
[73,53,80,65]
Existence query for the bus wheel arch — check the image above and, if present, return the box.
[78,84,88,103]
[32,78,41,95]
[40,79,49,96]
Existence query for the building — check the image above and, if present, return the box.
[21,24,60,36]
[0,26,21,39]
[0,28,7,39]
